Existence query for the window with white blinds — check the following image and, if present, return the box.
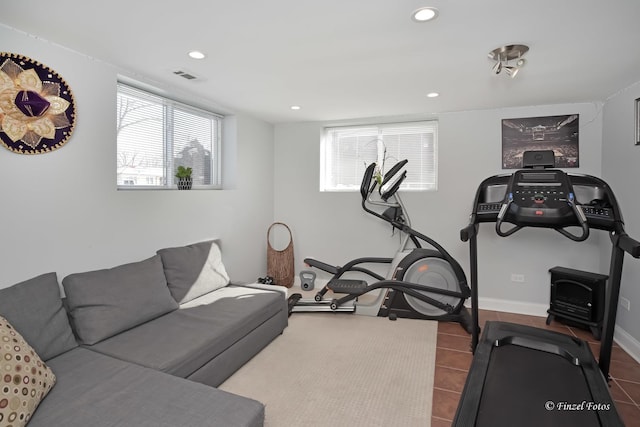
[116,83,222,189]
[320,121,438,191]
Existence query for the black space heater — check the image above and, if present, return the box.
[546,266,608,340]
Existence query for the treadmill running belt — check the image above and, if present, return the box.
[477,344,600,426]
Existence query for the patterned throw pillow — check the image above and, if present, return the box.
[0,315,56,427]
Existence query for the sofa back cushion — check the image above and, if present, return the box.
[157,240,230,304]
[0,272,77,361]
[63,255,178,345]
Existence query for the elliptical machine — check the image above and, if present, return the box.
[291,159,472,332]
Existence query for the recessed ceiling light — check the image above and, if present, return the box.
[290,105,301,110]
[412,7,439,22]
[188,51,206,60]
[426,92,440,98]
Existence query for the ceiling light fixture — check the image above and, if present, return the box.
[188,50,206,60]
[411,7,439,22]
[290,105,301,110]
[488,44,529,79]
[426,92,439,98]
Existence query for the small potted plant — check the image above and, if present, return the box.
[175,166,193,190]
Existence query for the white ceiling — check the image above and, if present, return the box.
[4,0,640,124]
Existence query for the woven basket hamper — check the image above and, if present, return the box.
[267,222,294,288]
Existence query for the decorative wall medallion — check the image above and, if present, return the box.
[0,52,76,154]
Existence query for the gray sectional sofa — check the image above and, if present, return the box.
[0,240,288,427]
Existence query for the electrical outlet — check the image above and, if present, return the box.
[620,297,631,311]
[511,274,525,283]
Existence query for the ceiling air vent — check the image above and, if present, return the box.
[173,70,198,80]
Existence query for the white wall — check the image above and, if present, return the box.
[0,25,275,287]
[274,103,605,314]
[6,21,638,350]
[602,81,640,346]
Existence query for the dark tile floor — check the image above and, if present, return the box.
[431,309,640,426]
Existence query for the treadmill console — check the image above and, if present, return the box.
[505,169,578,227]
[494,168,590,241]
[466,150,622,240]
[581,205,612,220]
[572,179,616,229]
[471,176,618,233]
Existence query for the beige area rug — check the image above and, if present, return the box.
[219,313,437,427]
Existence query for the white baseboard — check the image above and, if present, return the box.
[466,297,640,363]
[614,325,640,364]
[468,297,549,317]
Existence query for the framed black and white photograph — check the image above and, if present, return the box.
[501,114,579,169]
[635,97,640,146]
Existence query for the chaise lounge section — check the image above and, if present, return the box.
[0,240,288,427]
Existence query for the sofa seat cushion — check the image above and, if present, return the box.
[63,255,179,345]
[29,347,264,427]
[86,286,284,379]
[0,272,77,361]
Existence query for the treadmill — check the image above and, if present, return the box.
[455,151,640,426]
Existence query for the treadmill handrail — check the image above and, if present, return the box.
[554,194,590,242]
[617,233,640,258]
[495,197,523,237]
[460,222,478,242]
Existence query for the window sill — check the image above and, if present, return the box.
[117,185,222,191]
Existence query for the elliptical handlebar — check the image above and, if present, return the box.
[380,159,409,201]
[360,159,409,202]
[360,162,378,201]
[381,170,407,201]
[380,159,408,187]
[356,159,464,274]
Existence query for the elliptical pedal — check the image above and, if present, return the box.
[327,279,368,294]
[287,293,302,316]
[290,296,356,313]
